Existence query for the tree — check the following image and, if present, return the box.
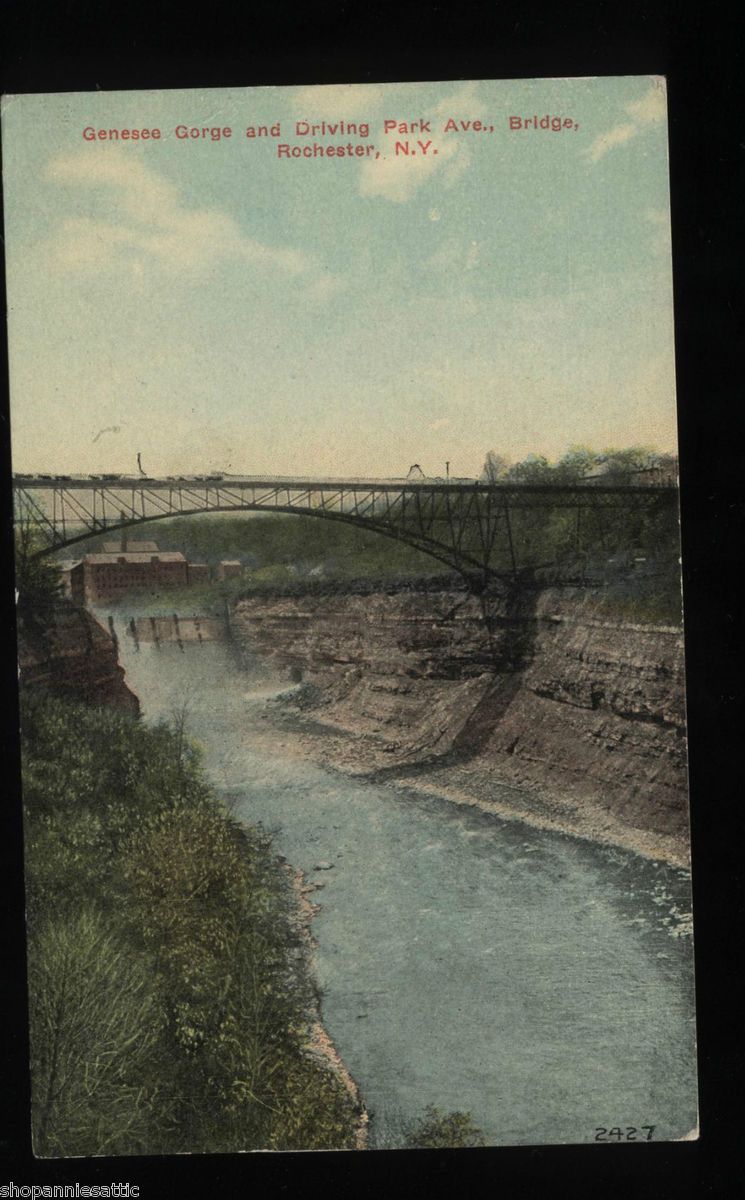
[15,516,63,621]
[505,453,552,483]
[480,451,510,482]
[556,444,596,481]
[404,1105,485,1149]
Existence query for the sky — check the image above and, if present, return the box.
[2,77,677,478]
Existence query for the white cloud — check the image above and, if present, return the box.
[626,84,667,126]
[47,151,178,223]
[291,83,384,118]
[359,138,460,203]
[43,148,320,280]
[358,81,483,203]
[587,80,667,163]
[434,80,487,121]
[587,122,637,162]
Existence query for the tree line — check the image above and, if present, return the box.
[480,444,678,485]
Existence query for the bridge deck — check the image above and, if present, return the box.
[12,473,677,496]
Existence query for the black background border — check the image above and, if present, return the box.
[1,3,742,1196]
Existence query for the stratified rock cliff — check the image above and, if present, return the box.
[18,602,139,713]
[232,586,690,863]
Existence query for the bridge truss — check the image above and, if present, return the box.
[13,475,678,589]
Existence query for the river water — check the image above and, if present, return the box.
[114,622,698,1148]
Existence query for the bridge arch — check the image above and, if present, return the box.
[17,499,507,590]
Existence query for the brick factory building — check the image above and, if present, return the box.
[71,537,188,604]
[187,562,211,584]
[217,560,243,580]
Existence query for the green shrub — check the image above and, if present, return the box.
[15,524,64,623]
[404,1105,485,1149]
[28,906,173,1157]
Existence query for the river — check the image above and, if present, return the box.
[113,619,698,1148]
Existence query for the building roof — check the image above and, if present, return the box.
[220,560,242,566]
[102,540,159,553]
[82,551,187,565]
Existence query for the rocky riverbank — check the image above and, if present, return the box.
[18,601,139,713]
[287,866,368,1149]
[231,585,691,868]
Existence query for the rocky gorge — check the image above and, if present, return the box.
[18,601,139,714]
[15,584,696,1145]
[231,585,690,867]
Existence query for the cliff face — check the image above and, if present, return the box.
[18,603,140,713]
[232,587,689,860]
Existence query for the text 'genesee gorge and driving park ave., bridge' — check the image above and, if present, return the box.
[13,471,679,588]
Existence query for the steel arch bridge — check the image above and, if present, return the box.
[13,473,678,589]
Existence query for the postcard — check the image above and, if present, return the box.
[2,76,697,1154]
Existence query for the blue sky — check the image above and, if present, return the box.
[2,77,676,477]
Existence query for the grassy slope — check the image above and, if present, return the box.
[21,686,361,1156]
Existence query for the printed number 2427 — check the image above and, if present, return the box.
[595,1126,655,1142]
